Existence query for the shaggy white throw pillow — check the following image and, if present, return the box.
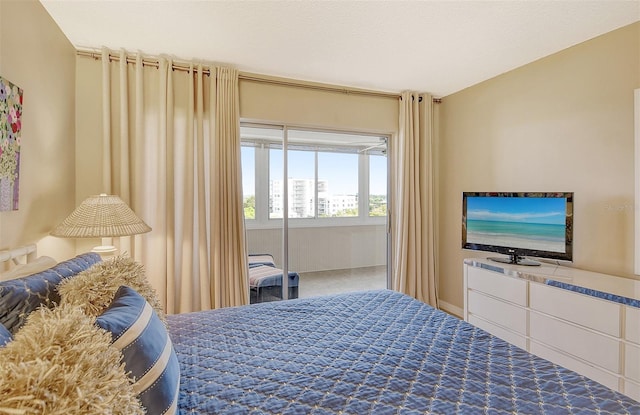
[0,304,143,415]
[58,255,166,323]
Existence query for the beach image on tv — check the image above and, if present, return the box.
[466,196,567,253]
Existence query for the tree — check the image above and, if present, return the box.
[369,204,387,217]
[333,208,358,217]
[243,195,255,219]
[369,195,387,217]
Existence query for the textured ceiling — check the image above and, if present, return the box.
[40,0,639,97]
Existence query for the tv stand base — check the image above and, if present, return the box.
[488,253,540,266]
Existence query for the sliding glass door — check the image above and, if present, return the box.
[241,124,389,302]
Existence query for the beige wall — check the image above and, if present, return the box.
[438,23,640,310]
[239,78,398,134]
[0,0,77,261]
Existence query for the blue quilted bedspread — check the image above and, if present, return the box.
[167,290,640,414]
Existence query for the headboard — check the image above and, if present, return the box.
[0,244,56,281]
[0,244,37,266]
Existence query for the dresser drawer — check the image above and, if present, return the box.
[529,282,620,337]
[466,266,527,306]
[529,341,619,391]
[626,306,640,345]
[529,311,620,373]
[625,343,640,383]
[468,315,527,350]
[468,290,527,335]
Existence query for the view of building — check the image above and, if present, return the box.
[267,178,380,218]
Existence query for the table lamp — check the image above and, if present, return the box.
[50,193,151,254]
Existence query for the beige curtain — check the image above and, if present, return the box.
[390,91,438,307]
[101,48,249,314]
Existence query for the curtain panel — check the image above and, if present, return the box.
[100,49,249,314]
[391,91,439,307]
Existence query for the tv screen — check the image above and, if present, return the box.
[462,192,573,266]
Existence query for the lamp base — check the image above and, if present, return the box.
[91,245,117,255]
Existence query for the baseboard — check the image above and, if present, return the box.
[438,299,463,319]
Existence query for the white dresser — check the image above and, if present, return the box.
[463,259,640,401]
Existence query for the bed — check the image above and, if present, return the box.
[168,289,640,414]
[0,249,639,414]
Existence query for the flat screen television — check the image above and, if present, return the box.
[462,192,573,266]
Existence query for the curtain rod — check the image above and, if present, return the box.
[76,49,442,103]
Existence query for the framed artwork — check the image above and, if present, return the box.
[0,76,22,211]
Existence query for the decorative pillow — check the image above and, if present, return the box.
[96,285,180,415]
[0,252,102,333]
[59,255,166,323]
[0,304,143,414]
[0,255,57,281]
[0,322,11,347]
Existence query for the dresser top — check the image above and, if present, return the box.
[464,258,640,306]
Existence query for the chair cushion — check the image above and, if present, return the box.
[96,285,180,415]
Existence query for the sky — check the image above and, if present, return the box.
[466,196,566,225]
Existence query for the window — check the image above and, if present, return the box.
[241,146,255,219]
[318,152,358,217]
[268,148,284,219]
[369,154,387,217]
[286,150,316,219]
[240,125,387,226]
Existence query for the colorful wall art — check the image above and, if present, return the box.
[0,77,22,211]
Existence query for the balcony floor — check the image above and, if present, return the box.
[297,265,387,299]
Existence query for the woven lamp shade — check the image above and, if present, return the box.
[51,194,151,238]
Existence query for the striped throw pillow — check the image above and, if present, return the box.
[96,286,180,415]
[0,323,11,346]
[0,252,102,333]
